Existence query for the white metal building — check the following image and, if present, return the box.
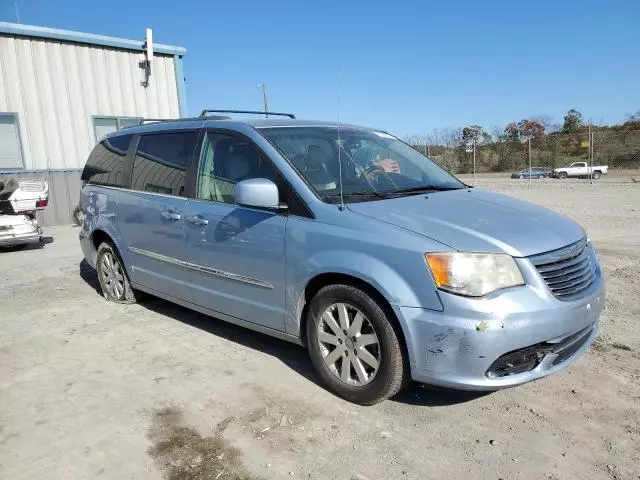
[0,22,187,225]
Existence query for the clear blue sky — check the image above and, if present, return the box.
[2,0,639,136]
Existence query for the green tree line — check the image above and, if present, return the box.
[408,109,640,173]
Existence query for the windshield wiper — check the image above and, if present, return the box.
[384,185,463,195]
[324,191,393,201]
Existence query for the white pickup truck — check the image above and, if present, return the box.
[552,162,608,179]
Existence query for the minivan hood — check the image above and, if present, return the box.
[347,188,584,257]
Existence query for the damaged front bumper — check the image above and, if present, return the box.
[396,258,605,391]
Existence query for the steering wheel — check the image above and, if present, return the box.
[362,164,385,178]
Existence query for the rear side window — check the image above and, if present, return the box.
[131,132,197,196]
[81,134,132,187]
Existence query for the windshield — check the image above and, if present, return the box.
[258,126,465,203]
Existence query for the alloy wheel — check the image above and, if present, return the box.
[100,251,125,299]
[317,303,381,386]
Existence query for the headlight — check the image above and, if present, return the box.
[425,252,525,297]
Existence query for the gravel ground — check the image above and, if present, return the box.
[1,178,639,480]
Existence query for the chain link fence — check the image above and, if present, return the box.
[410,128,640,180]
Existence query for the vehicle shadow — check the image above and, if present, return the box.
[141,295,321,387]
[78,259,490,407]
[79,259,102,294]
[391,382,490,406]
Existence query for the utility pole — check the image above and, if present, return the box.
[528,136,532,187]
[424,135,428,157]
[473,138,476,186]
[587,121,593,184]
[257,83,269,117]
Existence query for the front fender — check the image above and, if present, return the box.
[285,248,443,340]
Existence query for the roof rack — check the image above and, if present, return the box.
[138,118,176,124]
[122,116,231,128]
[199,109,296,119]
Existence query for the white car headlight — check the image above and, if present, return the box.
[425,252,525,297]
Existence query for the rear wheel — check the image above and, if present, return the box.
[96,242,137,304]
[306,284,406,405]
[519,174,524,179]
[592,171,602,179]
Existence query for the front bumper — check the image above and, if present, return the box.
[396,255,605,390]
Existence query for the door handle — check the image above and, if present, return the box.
[187,215,209,226]
[161,210,181,221]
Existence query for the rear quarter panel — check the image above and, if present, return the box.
[80,185,131,268]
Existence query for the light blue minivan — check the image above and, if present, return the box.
[79,111,605,405]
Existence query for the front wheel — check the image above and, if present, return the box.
[96,242,137,304]
[558,172,568,179]
[306,284,406,405]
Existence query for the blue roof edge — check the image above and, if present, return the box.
[0,22,186,56]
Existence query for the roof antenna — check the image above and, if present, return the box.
[337,63,345,211]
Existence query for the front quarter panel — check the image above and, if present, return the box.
[284,209,447,339]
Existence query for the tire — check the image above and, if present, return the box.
[96,242,137,304]
[519,174,524,179]
[592,171,601,179]
[538,175,544,179]
[306,283,406,405]
[559,172,568,179]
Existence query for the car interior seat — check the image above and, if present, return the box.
[305,145,337,192]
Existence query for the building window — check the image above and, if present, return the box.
[0,113,25,170]
[93,116,142,142]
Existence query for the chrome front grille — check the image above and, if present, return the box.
[529,239,597,301]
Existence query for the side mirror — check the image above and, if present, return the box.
[235,178,282,211]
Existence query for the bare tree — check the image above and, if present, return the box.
[532,115,554,131]
[440,127,462,148]
[491,125,505,142]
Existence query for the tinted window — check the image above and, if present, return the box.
[81,134,132,187]
[131,132,197,196]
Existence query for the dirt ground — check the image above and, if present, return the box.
[1,177,639,480]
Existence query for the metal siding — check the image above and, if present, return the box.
[129,51,149,117]
[17,38,50,170]
[61,43,92,167]
[48,42,78,168]
[117,48,137,117]
[155,54,171,118]
[173,55,187,118]
[1,37,35,168]
[0,33,183,224]
[144,58,160,119]
[164,56,180,118]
